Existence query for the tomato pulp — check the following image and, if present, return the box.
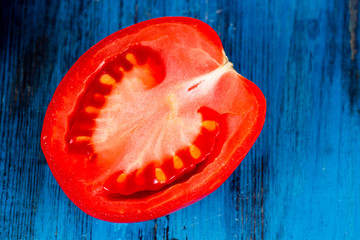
[41,17,266,222]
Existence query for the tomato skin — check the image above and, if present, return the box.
[41,17,266,222]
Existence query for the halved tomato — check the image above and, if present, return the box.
[41,17,266,222]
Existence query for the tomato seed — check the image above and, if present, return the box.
[125,53,137,65]
[155,168,167,183]
[85,106,100,114]
[116,173,127,183]
[202,120,217,131]
[75,136,90,142]
[189,145,201,159]
[99,74,116,85]
[173,155,184,169]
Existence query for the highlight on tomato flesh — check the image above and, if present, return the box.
[41,17,266,223]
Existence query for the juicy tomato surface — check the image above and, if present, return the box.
[41,17,266,223]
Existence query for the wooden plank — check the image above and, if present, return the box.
[1,0,359,239]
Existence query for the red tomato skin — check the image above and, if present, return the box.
[41,17,266,223]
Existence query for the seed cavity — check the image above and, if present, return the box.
[189,145,201,159]
[102,107,221,196]
[173,155,184,169]
[155,168,167,183]
[100,74,116,85]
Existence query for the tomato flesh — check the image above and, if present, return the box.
[41,17,266,222]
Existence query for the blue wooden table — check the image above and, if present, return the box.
[1,0,359,239]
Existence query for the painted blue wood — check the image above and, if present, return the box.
[1,0,359,239]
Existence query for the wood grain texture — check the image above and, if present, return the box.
[1,0,359,239]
